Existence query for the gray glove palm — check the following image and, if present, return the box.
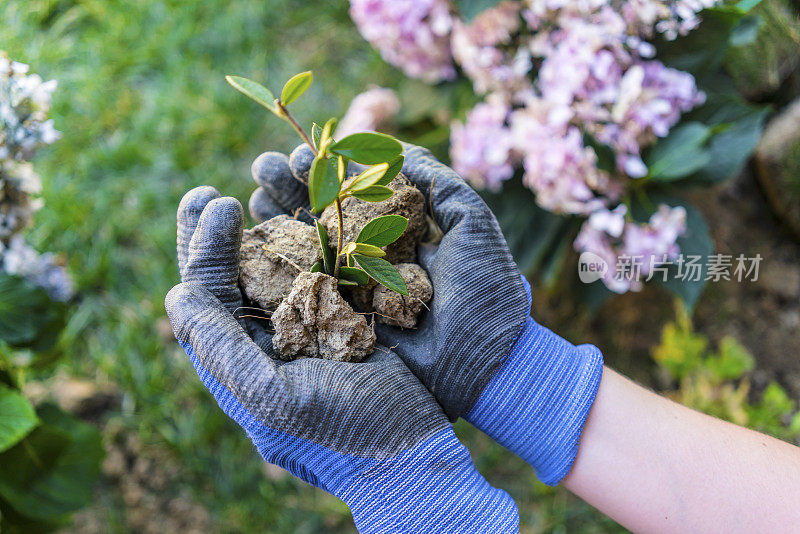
[166,186,520,533]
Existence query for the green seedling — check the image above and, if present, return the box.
[227,72,408,295]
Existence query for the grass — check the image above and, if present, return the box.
[1,0,620,531]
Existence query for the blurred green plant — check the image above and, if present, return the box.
[652,303,800,441]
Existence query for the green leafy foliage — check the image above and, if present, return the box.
[353,254,408,295]
[352,243,385,257]
[329,132,403,164]
[0,404,103,526]
[0,274,66,352]
[378,155,404,186]
[356,215,408,247]
[0,386,38,453]
[308,156,341,212]
[645,123,712,181]
[225,75,279,115]
[345,162,388,192]
[351,185,393,202]
[315,221,335,275]
[280,71,312,106]
[338,266,369,286]
[453,0,503,21]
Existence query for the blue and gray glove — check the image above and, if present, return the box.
[250,143,604,486]
[166,186,519,533]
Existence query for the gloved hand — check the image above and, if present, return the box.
[250,143,604,486]
[167,186,519,533]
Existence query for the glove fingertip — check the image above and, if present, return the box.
[289,143,315,182]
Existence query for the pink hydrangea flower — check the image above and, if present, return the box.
[336,86,401,138]
[349,0,456,83]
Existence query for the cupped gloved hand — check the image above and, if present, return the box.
[250,142,604,486]
[167,186,519,533]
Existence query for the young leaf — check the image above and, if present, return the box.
[310,261,323,273]
[356,215,408,247]
[309,156,341,212]
[315,222,335,275]
[343,242,357,256]
[339,266,369,285]
[319,117,338,155]
[353,243,386,257]
[280,71,312,106]
[353,254,408,296]
[329,132,402,164]
[345,163,388,192]
[351,185,393,202]
[312,123,323,150]
[377,155,404,186]
[337,279,359,287]
[337,155,347,184]
[225,75,279,114]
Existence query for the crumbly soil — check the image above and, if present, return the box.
[239,215,322,310]
[372,263,433,329]
[271,272,376,362]
[319,173,426,264]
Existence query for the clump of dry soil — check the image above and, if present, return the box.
[239,172,433,363]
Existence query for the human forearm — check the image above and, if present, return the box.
[563,367,800,533]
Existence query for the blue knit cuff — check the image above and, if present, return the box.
[184,341,519,533]
[465,310,603,486]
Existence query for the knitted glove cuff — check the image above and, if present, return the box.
[465,317,604,486]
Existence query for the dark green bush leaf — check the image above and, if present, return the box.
[329,132,402,164]
[0,274,65,351]
[315,222,335,275]
[308,156,340,212]
[310,261,322,273]
[280,71,312,106]
[377,155,404,186]
[225,75,278,114]
[646,122,712,181]
[695,106,768,183]
[351,185,393,202]
[338,266,369,285]
[582,132,616,173]
[0,386,38,453]
[0,404,102,522]
[356,215,408,247]
[353,254,408,295]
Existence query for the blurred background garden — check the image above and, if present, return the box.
[1,0,799,532]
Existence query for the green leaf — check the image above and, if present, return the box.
[351,185,393,202]
[353,243,385,257]
[0,386,38,453]
[346,163,388,192]
[695,106,769,183]
[225,75,278,114]
[353,254,408,296]
[454,0,503,21]
[356,215,408,247]
[319,117,337,154]
[315,221,335,275]
[646,122,712,181]
[329,132,402,164]
[0,274,66,351]
[280,71,312,106]
[311,123,323,150]
[310,261,322,273]
[337,279,359,287]
[339,266,369,286]
[308,156,340,212]
[0,404,103,522]
[377,155,404,186]
[583,132,616,174]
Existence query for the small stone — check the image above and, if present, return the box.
[373,263,433,329]
[320,173,426,263]
[239,215,322,310]
[272,272,375,362]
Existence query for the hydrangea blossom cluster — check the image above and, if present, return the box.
[574,203,687,293]
[349,0,715,292]
[0,53,72,301]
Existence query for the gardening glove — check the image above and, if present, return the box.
[167,186,520,533]
[250,143,604,486]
